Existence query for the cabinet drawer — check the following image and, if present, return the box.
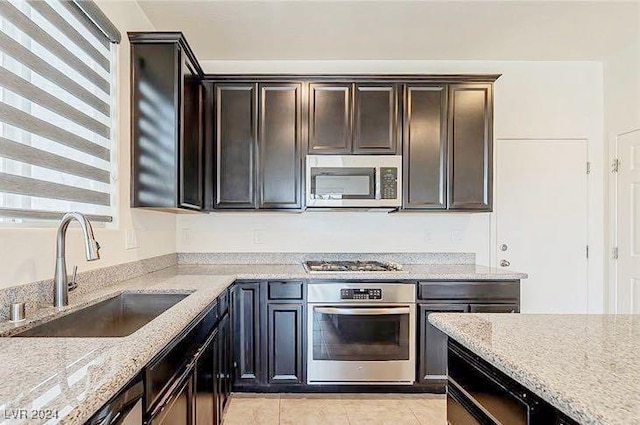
[469,303,519,313]
[418,281,519,302]
[145,301,218,412]
[268,281,303,300]
[449,343,534,425]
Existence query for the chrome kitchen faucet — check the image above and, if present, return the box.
[53,212,100,308]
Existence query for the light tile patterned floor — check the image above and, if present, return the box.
[222,393,447,425]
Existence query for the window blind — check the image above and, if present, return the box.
[0,0,119,223]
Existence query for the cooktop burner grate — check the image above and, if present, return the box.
[304,260,403,273]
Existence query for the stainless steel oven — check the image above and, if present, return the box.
[306,155,402,208]
[307,282,416,385]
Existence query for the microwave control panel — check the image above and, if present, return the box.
[340,288,382,300]
[380,167,398,199]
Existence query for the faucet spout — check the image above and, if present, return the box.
[54,212,100,308]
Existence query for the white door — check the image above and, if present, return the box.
[615,130,640,313]
[495,139,589,313]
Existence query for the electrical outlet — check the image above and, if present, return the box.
[125,229,138,250]
[181,228,192,246]
[423,229,432,242]
[253,229,266,244]
[451,229,464,242]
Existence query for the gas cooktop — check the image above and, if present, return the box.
[303,260,403,273]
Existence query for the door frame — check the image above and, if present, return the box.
[609,128,640,313]
[491,137,592,311]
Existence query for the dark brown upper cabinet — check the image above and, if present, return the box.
[448,83,493,211]
[403,84,448,209]
[214,83,258,209]
[212,81,303,210]
[308,83,352,154]
[129,32,205,211]
[353,83,399,154]
[258,83,303,209]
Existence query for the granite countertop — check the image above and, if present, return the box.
[429,313,640,425]
[0,263,526,425]
[173,263,527,281]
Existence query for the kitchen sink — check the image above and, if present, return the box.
[15,293,189,337]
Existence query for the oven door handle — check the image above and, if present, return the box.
[314,307,410,315]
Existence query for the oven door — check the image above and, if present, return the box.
[307,304,416,385]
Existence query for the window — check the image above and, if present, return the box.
[0,0,120,223]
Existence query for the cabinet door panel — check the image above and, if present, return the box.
[194,332,217,425]
[418,303,468,383]
[217,313,231,418]
[259,83,302,209]
[215,84,257,208]
[403,85,447,209]
[131,43,178,208]
[309,83,352,153]
[267,303,304,384]
[180,55,203,209]
[354,84,398,154]
[448,84,492,210]
[232,283,262,386]
[151,374,193,425]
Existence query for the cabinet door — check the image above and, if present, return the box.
[308,83,352,154]
[418,304,468,384]
[194,331,218,425]
[403,85,448,209]
[267,303,304,384]
[258,83,303,209]
[217,313,231,418]
[353,83,399,154]
[151,373,193,425]
[180,54,204,210]
[131,43,178,209]
[469,303,519,313]
[215,83,257,208]
[448,83,493,210]
[232,282,262,386]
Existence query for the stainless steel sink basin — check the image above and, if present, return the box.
[16,293,189,337]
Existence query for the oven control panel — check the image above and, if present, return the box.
[340,288,382,300]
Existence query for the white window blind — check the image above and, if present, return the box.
[0,0,119,223]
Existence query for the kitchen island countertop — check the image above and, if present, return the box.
[429,313,640,425]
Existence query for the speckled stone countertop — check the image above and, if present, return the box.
[0,263,525,425]
[0,267,236,425]
[429,313,640,425]
[174,263,527,281]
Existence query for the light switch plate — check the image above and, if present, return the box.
[253,229,266,244]
[125,229,138,250]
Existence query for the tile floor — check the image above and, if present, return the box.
[222,393,447,425]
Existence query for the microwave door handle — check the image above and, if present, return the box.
[314,307,410,315]
[374,168,381,200]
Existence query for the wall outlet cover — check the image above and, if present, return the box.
[125,229,139,250]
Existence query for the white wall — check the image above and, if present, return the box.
[179,61,605,311]
[0,1,176,290]
[603,9,640,311]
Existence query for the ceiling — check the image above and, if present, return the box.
[136,0,639,61]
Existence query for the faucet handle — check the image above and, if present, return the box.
[68,265,78,292]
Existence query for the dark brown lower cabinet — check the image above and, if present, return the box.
[418,303,469,386]
[217,312,232,419]
[267,303,304,384]
[232,282,263,387]
[195,330,218,425]
[150,373,193,425]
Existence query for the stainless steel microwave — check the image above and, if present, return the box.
[306,155,402,208]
